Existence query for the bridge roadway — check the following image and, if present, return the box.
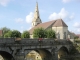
[0,38,73,60]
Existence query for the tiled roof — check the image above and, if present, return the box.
[76,34,80,37]
[52,19,68,27]
[29,19,68,34]
[29,20,56,34]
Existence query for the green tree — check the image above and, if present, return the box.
[4,33,9,38]
[46,29,56,38]
[33,28,46,38]
[1,27,10,37]
[21,31,30,38]
[4,31,12,38]
[11,30,21,38]
[74,36,79,39]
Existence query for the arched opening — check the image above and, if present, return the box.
[58,46,69,60]
[25,49,52,60]
[0,51,14,60]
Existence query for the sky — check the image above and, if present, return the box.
[0,0,80,34]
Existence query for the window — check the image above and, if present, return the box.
[58,33,60,39]
[64,32,66,39]
[57,32,60,39]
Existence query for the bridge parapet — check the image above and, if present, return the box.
[0,38,15,43]
[0,38,72,47]
[0,38,73,60]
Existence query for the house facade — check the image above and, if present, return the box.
[29,2,75,39]
[0,30,3,37]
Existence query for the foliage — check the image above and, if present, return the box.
[33,28,46,38]
[74,36,79,39]
[21,31,30,38]
[33,28,56,39]
[1,27,10,37]
[4,31,12,38]
[75,44,80,52]
[11,30,21,38]
[46,29,56,38]
[69,44,79,54]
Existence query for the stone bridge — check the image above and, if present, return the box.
[0,38,73,60]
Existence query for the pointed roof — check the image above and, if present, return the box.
[29,20,56,34]
[32,2,41,22]
[29,19,68,34]
[52,19,68,27]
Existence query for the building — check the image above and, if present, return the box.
[29,2,75,39]
[0,30,3,37]
[76,34,80,39]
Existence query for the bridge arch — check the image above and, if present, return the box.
[0,51,14,60]
[58,46,69,59]
[25,49,52,60]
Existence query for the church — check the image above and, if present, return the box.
[29,2,75,40]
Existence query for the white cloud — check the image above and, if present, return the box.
[49,12,60,20]
[0,0,11,6]
[49,8,74,20]
[73,22,80,28]
[62,0,72,3]
[49,8,68,20]
[58,8,68,19]
[15,18,24,23]
[26,12,33,23]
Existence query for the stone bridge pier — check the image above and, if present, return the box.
[15,46,71,60]
[0,38,73,60]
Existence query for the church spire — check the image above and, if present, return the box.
[33,2,39,20]
[32,2,42,27]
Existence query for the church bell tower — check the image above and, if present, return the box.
[32,2,42,27]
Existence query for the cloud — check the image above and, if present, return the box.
[15,18,24,23]
[49,8,75,20]
[62,0,72,3]
[59,8,68,19]
[73,22,80,28]
[26,12,33,23]
[49,8,68,20]
[0,0,12,6]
